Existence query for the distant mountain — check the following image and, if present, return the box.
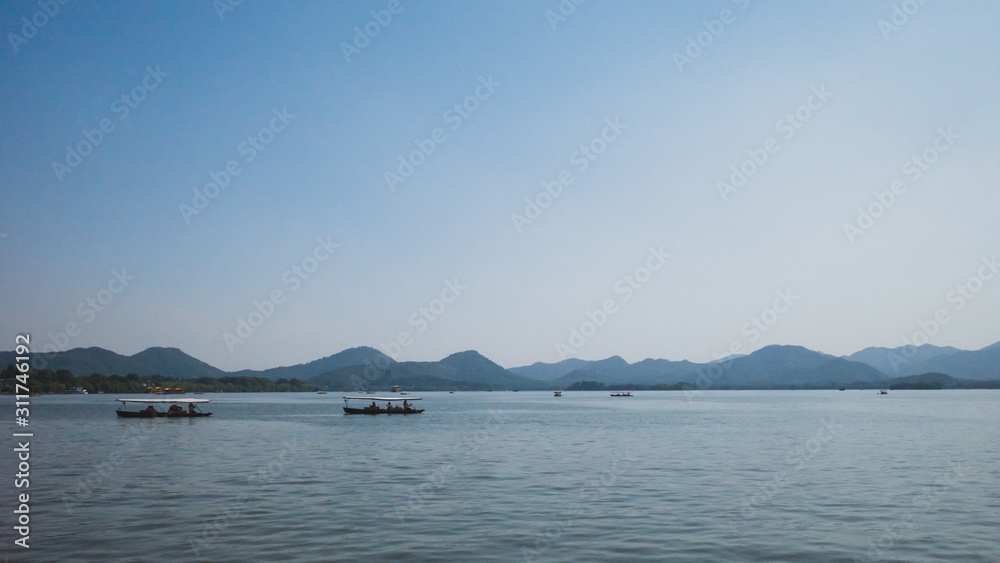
[716,345,887,387]
[0,345,391,382]
[891,341,1000,380]
[311,350,545,391]
[845,344,961,375]
[230,346,394,381]
[551,356,702,387]
[552,346,887,389]
[0,346,227,380]
[6,339,999,391]
[509,358,591,381]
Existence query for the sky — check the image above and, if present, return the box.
[1,0,999,371]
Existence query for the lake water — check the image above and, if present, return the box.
[4,390,998,562]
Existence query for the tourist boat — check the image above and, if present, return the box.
[115,398,213,418]
[391,385,401,392]
[342,396,423,415]
[610,392,633,397]
[554,391,562,397]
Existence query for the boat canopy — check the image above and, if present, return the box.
[118,398,210,403]
[343,396,421,401]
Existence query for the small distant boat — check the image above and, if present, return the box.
[610,392,633,397]
[554,391,562,397]
[343,396,424,415]
[391,385,401,393]
[449,391,454,394]
[879,390,888,395]
[839,388,846,391]
[116,398,212,418]
[317,391,328,394]
[65,387,88,395]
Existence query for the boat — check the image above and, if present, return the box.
[317,391,328,394]
[554,391,562,397]
[343,396,424,415]
[879,390,888,395]
[65,387,88,394]
[391,385,401,392]
[610,392,633,397]
[115,398,213,418]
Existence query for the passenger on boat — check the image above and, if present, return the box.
[188,403,196,414]
[143,405,158,415]
[167,404,184,416]
[402,400,410,411]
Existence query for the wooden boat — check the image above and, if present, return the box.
[116,398,213,418]
[343,396,424,415]
[610,392,633,397]
[554,391,562,397]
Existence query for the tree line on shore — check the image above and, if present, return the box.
[0,364,316,394]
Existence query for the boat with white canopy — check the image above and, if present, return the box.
[343,396,423,415]
[115,398,213,418]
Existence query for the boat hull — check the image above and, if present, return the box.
[343,407,423,415]
[116,410,213,418]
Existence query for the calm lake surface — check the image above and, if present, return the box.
[4,390,998,562]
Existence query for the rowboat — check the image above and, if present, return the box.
[610,392,633,397]
[115,398,213,418]
[343,396,423,415]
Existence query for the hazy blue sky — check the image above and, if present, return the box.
[2,0,999,371]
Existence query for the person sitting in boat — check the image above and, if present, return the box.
[188,403,196,414]
[143,405,158,416]
[402,400,410,411]
[167,404,185,416]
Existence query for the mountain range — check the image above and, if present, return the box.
[3,340,1000,391]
